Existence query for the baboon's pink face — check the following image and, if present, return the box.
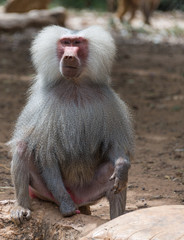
[57,37,88,79]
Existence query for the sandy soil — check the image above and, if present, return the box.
[0,9,184,223]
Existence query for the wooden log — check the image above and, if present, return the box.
[0,7,66,32]
[0,200,107,240]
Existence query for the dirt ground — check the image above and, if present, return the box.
[0,9,184,225]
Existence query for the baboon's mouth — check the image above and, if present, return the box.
[63,66,78,69]
[62,65,80,78]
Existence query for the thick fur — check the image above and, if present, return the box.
[9,25,134,223]
[30,25,116,86]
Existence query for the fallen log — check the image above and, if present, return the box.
[0,7,66,32]
[0,200,106,240]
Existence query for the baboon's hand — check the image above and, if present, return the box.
[11,206,31,225]
[109,157,130,194]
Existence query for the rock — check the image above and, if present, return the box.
[0,200,106,240]
[0,7,66,32]
[82,205,184,240]
[136,198,148,208]
[5,0,51,13]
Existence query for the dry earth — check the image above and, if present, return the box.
[0,8,184,238]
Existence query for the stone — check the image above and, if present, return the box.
[82,205,184,240]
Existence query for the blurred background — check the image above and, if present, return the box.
[0,0,184,228]
[0,0,184,42]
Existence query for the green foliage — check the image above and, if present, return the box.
[51,0,184,11]
[172,105,182,111]
[1,0,184,11]
[51,0,107,10]
[0,0,6,5]
[166,25,184,38]
[159,0,184,11]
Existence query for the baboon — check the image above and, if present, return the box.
[9,25,134,225]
